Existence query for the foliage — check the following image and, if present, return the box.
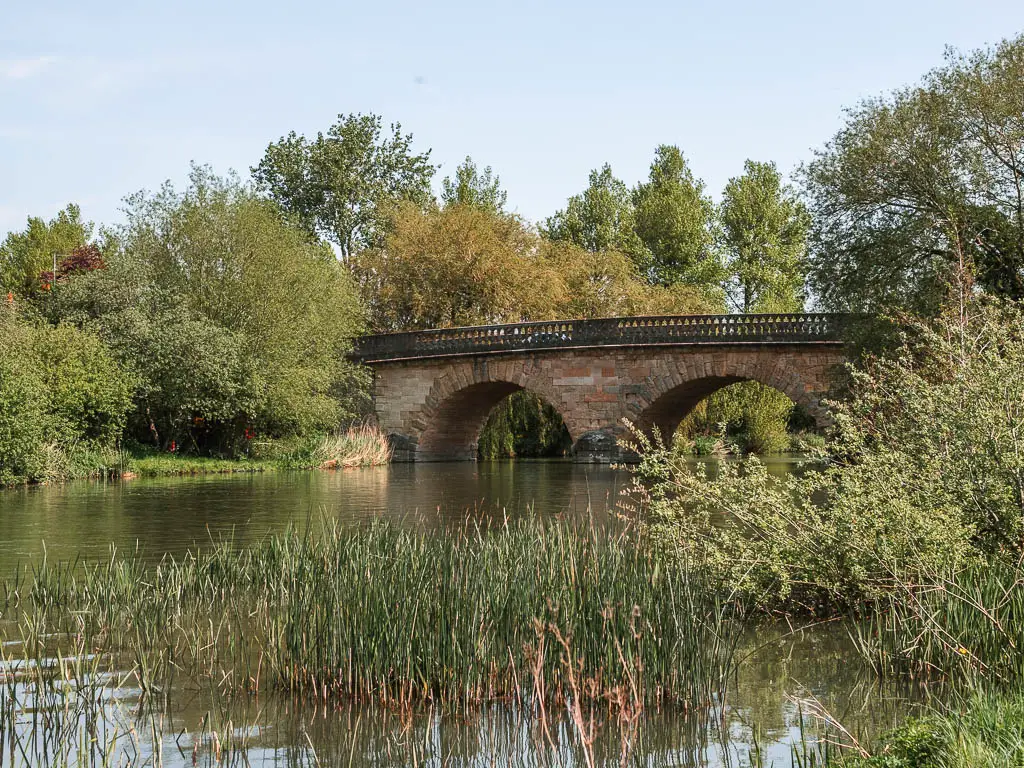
[355,202,560,331]
[440,156,508,213]
[542,240,715,318]
[840,693,1024,768]
[676,381,796,455]
[478,392,572,459]
[33,322,134,448]
[633,145,724,293]
[543,164,648,265]
[0,305,132,485]
[802,35,1024,313]
[0,308,49,484]
[252,112,435,263]
[51,167,366,452]
[358,203,719,334]
[628,296,1024,608]
[720,160,809,313]
[0,205,91,296]
[39,244,107,289]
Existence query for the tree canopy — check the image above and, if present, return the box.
[720,160,809,313]
[633,145,723,292]
[0,205,92,296]
[52,168,365,450]
[802,34,1024,313]
[252,113,435,263]
[441,157,508,213]
[543,164,646,262]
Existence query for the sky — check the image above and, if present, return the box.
[2,0,1024,240]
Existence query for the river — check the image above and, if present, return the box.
[0,460,923,767]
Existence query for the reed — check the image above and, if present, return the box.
[852,559,1024,683]
[270,423,392,469]
[7,517,743,713]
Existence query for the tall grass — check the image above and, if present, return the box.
[852,559,1024,683]
[268,423,392,469]
[835,691,1024,768]
[10,518,742,713]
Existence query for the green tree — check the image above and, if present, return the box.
[0,205,91,296]
[441,157,508,213]
[543,165,647,265]
[802,35,1024,313]
[252,113,435,263]
[633,146,724,293]
[540,240,712,318]
[55,167,366,451]
[720,160,809,313]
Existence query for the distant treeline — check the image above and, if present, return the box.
[1,34,1022,478]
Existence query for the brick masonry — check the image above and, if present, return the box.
[369,344,847,462]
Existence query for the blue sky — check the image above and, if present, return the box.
[2,0,1023,239]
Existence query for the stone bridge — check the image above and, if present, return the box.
[352,314,851,462]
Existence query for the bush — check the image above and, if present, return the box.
[34,323,133,447]
[0,310,48,483]
[0,305,132,484]
[48,168,368,454]
[626,297,1024,609]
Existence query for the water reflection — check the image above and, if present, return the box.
[0,461,630,569]
[0,457,809,571]
[0,457,910,767]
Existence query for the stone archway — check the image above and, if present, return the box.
[391,359,583,462]
[628,352,835,444]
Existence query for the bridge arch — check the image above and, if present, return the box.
[630,365,830,444]
[405,363,582,462]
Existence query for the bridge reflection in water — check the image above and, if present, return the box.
[352,314,851,462]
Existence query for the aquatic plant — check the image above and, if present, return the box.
[7,517,743,714]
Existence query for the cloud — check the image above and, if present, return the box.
[0,56,57,81]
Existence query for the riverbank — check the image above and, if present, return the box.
[0,424,392,486]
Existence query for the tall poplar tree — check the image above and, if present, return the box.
[633,146,723,292]
[720,161,809,313]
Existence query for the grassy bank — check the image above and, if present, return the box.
[1,424,392,485]
[837,693,1024,767]
[7,518,743,712]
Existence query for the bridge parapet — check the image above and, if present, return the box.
[353,313,849,363]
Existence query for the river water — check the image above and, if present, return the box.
[0,460,922,767]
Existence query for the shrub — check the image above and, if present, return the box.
[33,323,133,447]
[626,296,1024,609]
[0,310,48,483]
[0,306,132,484]
[49,168,368,454]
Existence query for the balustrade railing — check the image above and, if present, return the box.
[352,313,851,362]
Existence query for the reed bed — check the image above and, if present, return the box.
[6,518,743,714]
[308,423,392,468]
[852,559,1024,683]
[269,424,392,469]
